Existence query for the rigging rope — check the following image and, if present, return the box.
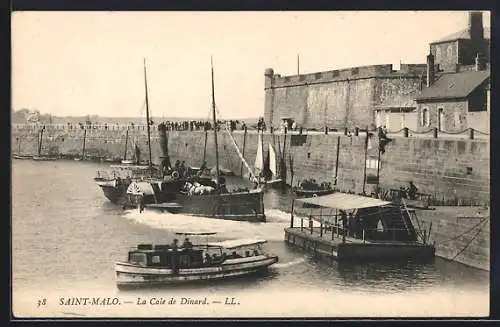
[212,105,258,183]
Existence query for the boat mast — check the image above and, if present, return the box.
[143,58,153,172]
[123,128,129,160]
[38,127,44,156]
[82,128,87,159]
[210,56,220,188]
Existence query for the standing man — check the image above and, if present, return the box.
[340,210,347,243]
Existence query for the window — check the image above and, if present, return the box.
[447,45,453,60]
[435,47,441,59]
[366,158,379,169]
[129,253,147,266]
[375,110,382,127]
[454,112,460,128]
[438,108,445,131]
[466,167,473,175]
[421,108,430,127]
[152,255,160,264]
[307,152,311,159]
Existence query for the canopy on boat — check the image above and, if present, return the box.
[296,192,392,210]
[207,238,267,249]
[175,232,217,236]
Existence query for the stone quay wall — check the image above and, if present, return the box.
[12,124,490,270]
[12,124,489,205]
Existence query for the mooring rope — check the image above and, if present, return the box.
[439,217,488,243]
[450,218,488,261]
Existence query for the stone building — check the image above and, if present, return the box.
[415,61,489,133]
[415,12,490,133]
[263,11,490,132]
[263,63,427,132]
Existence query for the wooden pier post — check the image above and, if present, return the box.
[362,126,369,195]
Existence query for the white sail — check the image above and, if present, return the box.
[254,133,264,171]
[269,142,277,178]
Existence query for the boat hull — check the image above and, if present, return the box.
[32,156,57,161]
[94,179,130,204]
[145,190,266,222]
[12,154,33,160]
[115,255,278,287]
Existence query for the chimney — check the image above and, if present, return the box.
[468,12,484,42]
[426,51,435,87]
[157,123,171,170]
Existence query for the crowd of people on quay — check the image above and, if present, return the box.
[161,119,247,132]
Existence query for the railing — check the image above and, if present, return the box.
[296,223,417,243]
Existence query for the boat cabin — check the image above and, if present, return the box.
[126,238,269,269]
[96,165,161,181]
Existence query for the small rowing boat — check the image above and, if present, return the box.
[293,187,334,197]
[12,154,33,160]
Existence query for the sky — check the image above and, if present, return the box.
[12,11,491,119]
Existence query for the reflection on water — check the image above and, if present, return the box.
[11,160,489,317]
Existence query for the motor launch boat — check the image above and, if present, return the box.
[115,232,279,288]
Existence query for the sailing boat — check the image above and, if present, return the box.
[144,58,265,222]
[254,132,283,187]
[32,126,57,161]
[94,59,163,204]
[12,137,33,159]
[74,128,87,161]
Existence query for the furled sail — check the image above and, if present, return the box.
[254,133,264,171]
[269,142,277,178]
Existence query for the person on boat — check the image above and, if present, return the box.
[340,210,347,243]
[407,181,418,200]
[139,193,145,213]
[348,212,355,237]
[182,237,193,249]
[171,238,179,250]
[231,251,242,259]
[218,177,229,193]
[180,161,187,178]
[174,160,180,172]
[199,161,208,175]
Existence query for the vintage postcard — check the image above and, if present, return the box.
[11,11,490,318]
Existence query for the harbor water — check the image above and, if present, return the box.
[12,160,489,318]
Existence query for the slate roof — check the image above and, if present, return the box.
[431,27,491,44]
[415,70,490,101]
